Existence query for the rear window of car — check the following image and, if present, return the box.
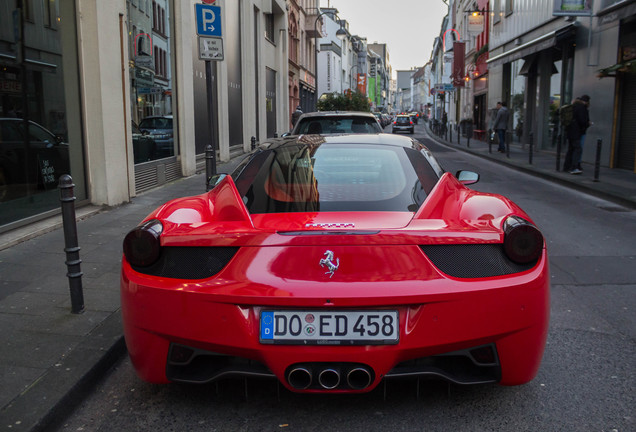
[293,117,381,134]
[396,117,411,124]
[235,143,439,213]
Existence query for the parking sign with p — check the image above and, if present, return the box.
[195,4,222,37]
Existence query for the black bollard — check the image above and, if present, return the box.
[251,136,256,150]
[449,125,452,143]
[593,139,602,182]
[529,140,533,164]
[488,130,492,154]
[457,124,460,145]
[205,144,216,191]
[59,175,84,314]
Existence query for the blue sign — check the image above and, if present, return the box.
[195,4,222,37]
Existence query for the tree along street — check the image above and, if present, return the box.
[55,123,635,432]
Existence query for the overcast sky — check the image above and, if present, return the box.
[324,0,449,77]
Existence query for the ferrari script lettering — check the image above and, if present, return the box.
[305,223,355,228]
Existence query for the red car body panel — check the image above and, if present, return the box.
[122,167,549,392]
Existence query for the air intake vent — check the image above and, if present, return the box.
[131,247,239,279]
[420,244,536,278]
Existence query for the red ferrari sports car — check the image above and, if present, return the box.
[121,134,549,393]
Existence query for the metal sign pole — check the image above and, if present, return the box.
[206,60,217,177]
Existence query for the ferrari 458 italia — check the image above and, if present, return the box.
[121,133,549,393]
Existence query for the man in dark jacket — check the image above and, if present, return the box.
[493,101,510,153]
[563,95,590,174]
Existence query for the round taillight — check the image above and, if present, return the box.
[503,216,543,264]
[123,219,163,267]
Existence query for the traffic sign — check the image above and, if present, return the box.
[195,4,222,37]
[198,36,224,61]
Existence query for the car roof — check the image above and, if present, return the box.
[262,132,420,150]
[296,111,377,120]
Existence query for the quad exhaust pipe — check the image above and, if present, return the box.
[346,367,373,390]
[287,364,373,390]
[287,367,312,389]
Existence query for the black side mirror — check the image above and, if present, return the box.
[456,170,480,185]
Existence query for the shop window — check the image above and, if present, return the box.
[1,0,85,229]
[509,59,526,142]
[128,0,176,164]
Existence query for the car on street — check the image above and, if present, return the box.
[121,133,549,393]
[392,114,415,134]
[287,111,382,135]
[138,115,174,158]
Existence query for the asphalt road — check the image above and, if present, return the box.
[54,127,635,432]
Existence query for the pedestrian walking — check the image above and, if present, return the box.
[563,95,590,174]
[577,95,591,170]
[493,101,510,153]
[291,105,303,127]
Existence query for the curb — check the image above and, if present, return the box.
[0,313,126,432]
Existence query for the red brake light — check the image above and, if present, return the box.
[503,216,543,264]
[410,121,413,125]
[123,219,163,267]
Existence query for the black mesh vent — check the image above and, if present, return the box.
[420,244,535,278]
[131,247,239,279]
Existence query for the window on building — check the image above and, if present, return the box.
[265,13,275,43]
[44,0,58,29]
[505,0,513,16]
[493,0,501,24]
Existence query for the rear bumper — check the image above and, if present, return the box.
[393,125,414,133]
[121,251,549,392]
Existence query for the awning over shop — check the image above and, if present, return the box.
[487,23,577,68]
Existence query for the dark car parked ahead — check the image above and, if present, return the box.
[392,115,414,134]
[289,111,383,135]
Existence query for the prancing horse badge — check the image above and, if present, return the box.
[319,250,339,278]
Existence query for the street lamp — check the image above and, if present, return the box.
[314,9,347,109]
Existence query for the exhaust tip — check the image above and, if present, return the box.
[288,367,312,389]
[318,368,340,389]
[347,367,372,390]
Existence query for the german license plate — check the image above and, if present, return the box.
[259,310,399,345]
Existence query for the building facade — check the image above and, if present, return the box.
[0,0,290,233]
